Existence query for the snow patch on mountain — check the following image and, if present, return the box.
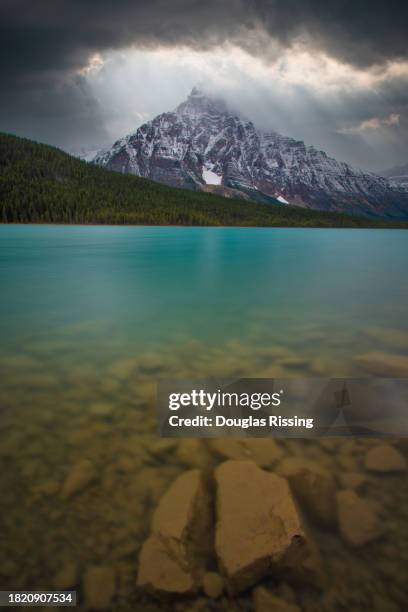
[202,165,222,185]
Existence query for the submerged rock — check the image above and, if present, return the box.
[202,571,224,599]
[336,489,382,547]
[52,560,77,590]
[138,351,167,374]
[100,378,121,393]
[83,565,116,609]
[338,472,366,490]
[31,481,60,497]
[60,459,97,500]
[176,439,212,469]
[210,438,283,467]
[362,326,408,350]
[89,402,114,418]
[107,357,139,380]
[149,438,178,456]
[137,535,195,595]
[137,469,211,595]
[354,351,408,376]
[276,457,336,526]
[150,469,211,553]
[214,460,310,594]
[136,467,171,504]
[364,444,407,473]
[253,586,301,612]
[288,534,327,590]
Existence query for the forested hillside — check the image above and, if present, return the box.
[1,133,406,228]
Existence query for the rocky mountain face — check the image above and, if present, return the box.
[94,88,408,218]
[381,163,408,190]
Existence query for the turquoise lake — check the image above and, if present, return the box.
[0,225,407,377]
[0,225,408,609]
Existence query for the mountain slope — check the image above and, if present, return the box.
[381,162,408,189]
[1,132,406,228]
[95,88,408,219]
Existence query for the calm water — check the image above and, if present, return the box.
[1,225,407,372]
[0,225,407,610]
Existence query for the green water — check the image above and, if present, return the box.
[0,225,407,611]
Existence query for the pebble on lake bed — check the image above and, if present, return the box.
[202,572,224,599]
[253,586,301,612]
[148,438,178,456]
[362,326,408,350]
[354,351,408,377]
[210,438,283,467]
[60,459,97,500]
[52,560,77,590]
[338,472,366,490]
[89,402,114,418]
[107,357,139,380]
[276,457,337,526]
[83,565,116,609]
[364,444,407,473]
[336,489,382,547]
[176,439,212,469]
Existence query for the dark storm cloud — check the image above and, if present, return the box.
[0,0,407,164]
[0,75,110,150]
[251,0,408,68]
[1,0,407,87]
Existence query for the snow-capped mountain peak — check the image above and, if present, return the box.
[175,87,229,119]
[93,88,408,218]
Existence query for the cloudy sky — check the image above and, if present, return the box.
[1,0,407,171]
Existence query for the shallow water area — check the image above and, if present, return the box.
[0,225,407,610]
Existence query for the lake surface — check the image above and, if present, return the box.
[0,225,407,610]
[1,225,407,374]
